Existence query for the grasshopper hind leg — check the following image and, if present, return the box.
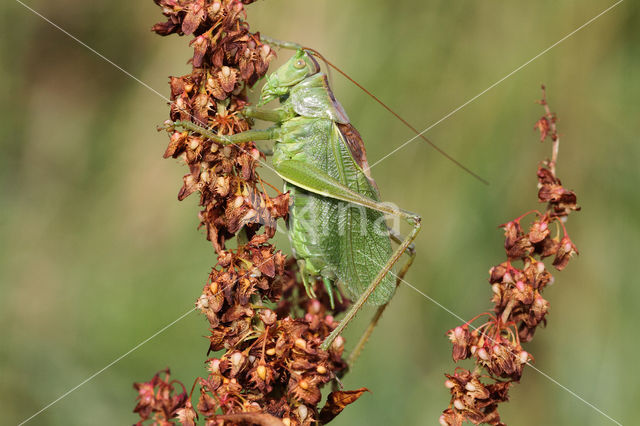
[274,158,422,353]
[320,212,421,352]
[346,228,417,366]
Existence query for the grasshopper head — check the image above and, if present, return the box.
[258,49,319,106]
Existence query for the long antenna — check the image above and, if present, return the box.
[260,36,488,185]
[303,47,488,185]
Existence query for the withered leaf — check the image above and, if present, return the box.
[258,256,276,278]
[528,220,549,244]
[176,403,197,426]
[212,413,284,426]
[152,20,179,36]
[220,303,253,323]
[178,173,200,201]
[218,67,238,92]
[208,75,227,100]
[534,235,559,258]
[164,131,187,158]
[552,236,578,270]
[169,76,186,98]
[319,388,369,424]
[534,116,551,141]
[182,0,206,35]
[196,391,218,417]
[537,166,558,185]
[290,377,322,405]
[191,35,209,68]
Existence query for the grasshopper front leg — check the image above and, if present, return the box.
[171,120,281,144]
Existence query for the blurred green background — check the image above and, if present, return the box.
[1,1,638,424]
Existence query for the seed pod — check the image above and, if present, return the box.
[294,338,307,351]
[297,405,308,421]
[257,365,267,381]
[477,348,489,361]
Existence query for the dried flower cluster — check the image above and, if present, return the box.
[134,1,367,425]
[440,87,580,426]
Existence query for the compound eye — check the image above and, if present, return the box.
[294,59,306,69]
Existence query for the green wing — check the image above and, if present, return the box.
[274,117,395,305]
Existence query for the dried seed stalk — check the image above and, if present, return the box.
[133,2,367,425]
[440,86,580,426]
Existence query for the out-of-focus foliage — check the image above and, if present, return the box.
[1,1,638,425]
